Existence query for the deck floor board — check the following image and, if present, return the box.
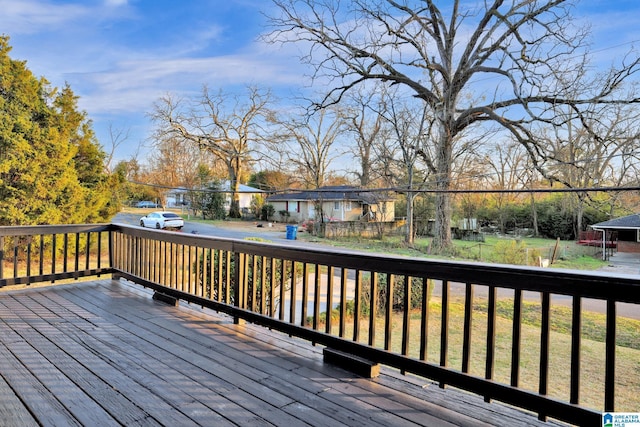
[0,279,563,426]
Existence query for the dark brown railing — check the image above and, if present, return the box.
[2,223,639,426]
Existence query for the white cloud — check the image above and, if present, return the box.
[0,0,89,34]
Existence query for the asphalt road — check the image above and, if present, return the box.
[114,212,313,246]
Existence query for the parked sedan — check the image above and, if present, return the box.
[135,201,159,208]
[139,212,184,230]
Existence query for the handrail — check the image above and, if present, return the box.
[2,222,639,426]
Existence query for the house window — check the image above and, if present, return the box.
[288,201,299,213]
[334,201,340,210]
[344,201,352,211]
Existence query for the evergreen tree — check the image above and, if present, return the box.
[0,36,116,225]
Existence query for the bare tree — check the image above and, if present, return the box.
[543,101,640,234]
[484,142,528,234]
[103,124,130,173]
[344,85,388,187]
[268,0,640,251]
[270,107,347,189]
[146,133,224,191]
[375,93,435,244]
[151,87,271,218]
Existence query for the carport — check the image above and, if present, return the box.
[590,213,640,260]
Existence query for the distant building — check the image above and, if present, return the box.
[165,182,263,214]
[220,181,264,214]
[589,213,640,257]
[266,185,395,223]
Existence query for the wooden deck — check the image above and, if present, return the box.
[0,279,564,427]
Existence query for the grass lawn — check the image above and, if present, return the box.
[324,295,640,412]
[302,232,608,270]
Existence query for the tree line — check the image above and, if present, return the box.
[6,2,640,250]
[116,1,640,253]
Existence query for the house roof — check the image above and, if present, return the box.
[221,181,264,193]
[167,182,264,194]
[591,213,640,230]
[266,186,393,204]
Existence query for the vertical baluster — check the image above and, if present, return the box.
[85,232,91,271]
[233,252,246,315]
[63,233,68,273]
[260,256,267,313]
[570,296,582,404]
[217,249,224,302]
[604,299,616,412]
[485,285,497,402]
[301,263,309,327]
[74,233,80,275]
[0,236,4,280]
[326,266,334,334]
[251,255,258,312]
[279,259,286,321]
[511,288,523,387]
[290,261,297,325]
[402,275,411,359]
[26,237,32,278]
[420,277,430,361]
[462,283,474,373]
[339,268,347,337]
[269,258,276,317]
[13,236,18,279]
[39,234,44,276]
[225,251,231,304]
[97,231,102,274]
[181,245,187,292]
[198,246,204,297]
[369,272,378,347]
[353,269,362,342]
[538,291,551,421]
[313,263,321,330]
[162,240,168,285]
[51,234,56,283]
[384,273,394,351]
[439,280,449,388]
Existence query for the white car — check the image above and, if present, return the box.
[139,211,184,230]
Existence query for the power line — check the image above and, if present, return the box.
[127,180,640,195]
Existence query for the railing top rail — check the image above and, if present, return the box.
[112,223,640,303]
[0,223,113,236]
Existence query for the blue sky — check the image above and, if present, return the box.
[1,0,307,164]
[2,0,640,166]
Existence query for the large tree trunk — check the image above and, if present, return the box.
[227,158,242,218]
[529,193,539,237]
[405,192,415,245]
[432,130,453,251]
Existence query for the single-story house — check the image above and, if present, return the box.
[266,185,395,223]
[221,181,264,214]
[165,182,263,214]
[589,213,640,258]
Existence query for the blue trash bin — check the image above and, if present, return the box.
[286,225,298,240]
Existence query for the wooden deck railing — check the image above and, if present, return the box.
[2,223,639,426]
